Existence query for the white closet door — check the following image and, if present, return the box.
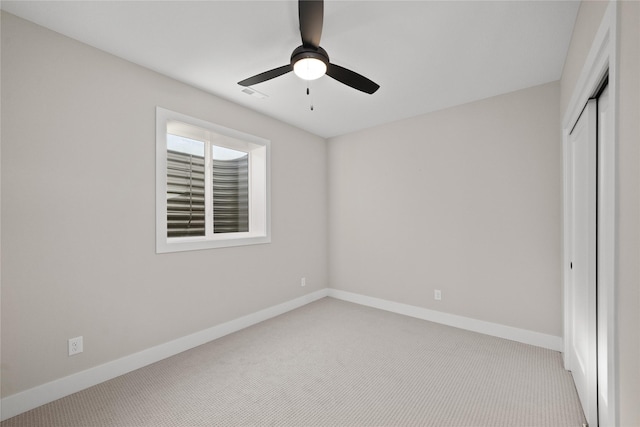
[597,84,610,427]
[567,98,598,427]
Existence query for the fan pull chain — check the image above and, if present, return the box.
[307,83,314,111]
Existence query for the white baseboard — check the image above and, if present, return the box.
[0,288,329,421]
[1,287,563,421]
[327,289,563,352]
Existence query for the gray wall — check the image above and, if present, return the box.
[616,4,640,422]
[1,13,328,396]
[559,2,640,424]
[328,82,562,336]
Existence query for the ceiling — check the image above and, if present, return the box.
[1,1,580,138]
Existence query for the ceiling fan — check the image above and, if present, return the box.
[238,0,380,95]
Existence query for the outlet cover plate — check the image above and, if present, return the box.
[68,336,83,356]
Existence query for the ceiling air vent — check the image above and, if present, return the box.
[241,87,268,99]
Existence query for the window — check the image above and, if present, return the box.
[156,107,270,253]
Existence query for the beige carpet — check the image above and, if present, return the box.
[2,298,586,426]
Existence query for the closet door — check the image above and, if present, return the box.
[566,98,598,426]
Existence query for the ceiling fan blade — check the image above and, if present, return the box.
[326,63,380,94]
[238,64,293,87]
[299,0,323,48]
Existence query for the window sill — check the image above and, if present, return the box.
[156,233,271,254]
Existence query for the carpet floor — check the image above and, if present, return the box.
[1,297,586,426]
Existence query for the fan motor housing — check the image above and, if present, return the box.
[290,45,330,67]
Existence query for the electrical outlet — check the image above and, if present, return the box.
[434,290,442,301]
[68,336,83,356]
[301,277,306,287]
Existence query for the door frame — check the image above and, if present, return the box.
[561,2,618,426]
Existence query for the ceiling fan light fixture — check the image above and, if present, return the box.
[237,1,379,94]
[293,57,327,80]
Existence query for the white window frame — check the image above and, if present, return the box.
[156,107,271,253]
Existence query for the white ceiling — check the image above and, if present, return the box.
[2,1,580,138]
